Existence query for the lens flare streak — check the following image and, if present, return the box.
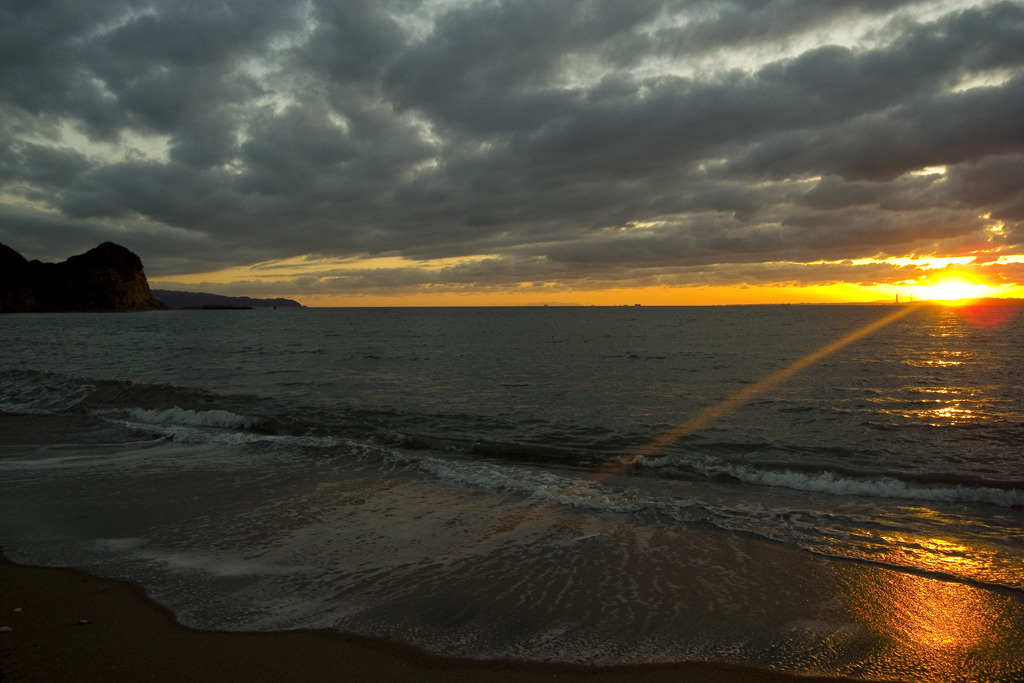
[608,305,920,475]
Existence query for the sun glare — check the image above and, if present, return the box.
[913,275,994,303]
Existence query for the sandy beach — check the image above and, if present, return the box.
[0,552,860,683]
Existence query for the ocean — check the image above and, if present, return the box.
[2,305,1023,681]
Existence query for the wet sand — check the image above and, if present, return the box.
[0,552,860,683]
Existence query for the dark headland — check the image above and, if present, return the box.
[0,242,166,313]
[0,243,302,312]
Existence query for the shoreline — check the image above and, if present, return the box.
[0,552,860,683]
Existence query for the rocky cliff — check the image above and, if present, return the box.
[0,242,167,312]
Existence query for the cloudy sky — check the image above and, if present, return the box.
[3,0,1023,305]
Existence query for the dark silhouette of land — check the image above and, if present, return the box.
[0,243,304,312]
[0,242,166,312]
[151,290,303,309]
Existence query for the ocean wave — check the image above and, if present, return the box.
[683,459,1024,508]
[411,451,1024,592]
[99,410,349,451]
[0,369,228,418]
[115,406,261,430]
[414,455,645,514]
[168,427,345,450]
[5,367,1022,511]
[0,369,94,414]
[0,370,346,450]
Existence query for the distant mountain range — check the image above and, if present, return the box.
[151,290,303,309]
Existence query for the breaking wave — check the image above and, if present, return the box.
[645,455,1024,508]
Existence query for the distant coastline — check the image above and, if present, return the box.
[151,289,303,309]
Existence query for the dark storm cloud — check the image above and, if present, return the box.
[731,74,1024,181]
[2,0,1023,295]
[635,0,924,54]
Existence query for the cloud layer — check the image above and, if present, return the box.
[3,0,1023,299]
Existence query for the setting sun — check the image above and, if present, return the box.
[911,274,998,303]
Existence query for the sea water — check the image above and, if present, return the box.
[1,305,1023,681]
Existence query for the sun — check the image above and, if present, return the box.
[913,274,992,303]
[928,277,981,301]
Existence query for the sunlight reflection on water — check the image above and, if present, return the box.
[839,568,1024,682]
[881,306,1018,427]
[821,511,1024,592]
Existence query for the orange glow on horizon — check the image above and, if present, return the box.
[150,262,1024,308]
[247,281,1024,307]
[292,284,864,307]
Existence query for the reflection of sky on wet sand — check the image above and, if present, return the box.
[817,505,1024,590]
[878,533,998,581]
[836,567,1024,682]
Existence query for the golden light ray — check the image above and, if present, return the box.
[598,305,919,479]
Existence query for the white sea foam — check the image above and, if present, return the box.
[155,424,344,451]
[694,460,1024,508]
[88,406,345,452]
[415,455,645,513]
[119,406,261,430]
